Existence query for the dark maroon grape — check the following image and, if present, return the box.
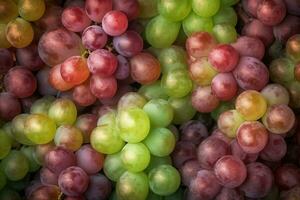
[115,55,130,80]
[84,174,112,200]
[112,0,139,20]
[280,186,300,200]
[0,92,21,121]
[113,31,143,57]
[256,0,286,26]
[16,43,44,71]
[180,159,202,186]
[0,48,14,73]
[242,0,261,17]
[36,67,58,96]
[214,188,244,200]
[273,15,300,43]
[275,164,300,190]
[179,120,209,145]
[82,25,108,51]
[171,141,197,169]
[40,167,58,186]
[284,0,300,16]
[260,133,287,162]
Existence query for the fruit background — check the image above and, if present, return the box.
[0,0,300,199]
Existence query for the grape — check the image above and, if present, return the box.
[97,109,117,127]
[18,0,45,21]
[85,0,112,23]
[212,23,237,44]
[180,159,202,186]
[273,15,300,43]
[62,6,91,32]
[85,174,112,200]
[0,49,13,73]
[82,25,107,51]
[256,0,286,26]
[0,188,21,200]
[188,169,222,200]
[180,120,208,145]
[146,155,172,173]
[262,104,295,134]
[21,95,39,113]
[116,171,149,200]
[90,75,117,99]
[186,32,217,58]
[189,57,218,86]
[118,92,147,110]
[11,114,34,145]
[102,10,128,36]
[0,150,29,181]
[240,162,273,198]
[260,133,287,162]
[0,92,21,121]
[40,167,58,186]
[100,84,133,106]
[286,34,300,62]
[148,165,180,196]
[113,31,143,57]
[169,95,196,125]
[45,147,76,175]
[191,86,220,113]
[232,36,265,60]
[137,0,157,18]
[0,129,11,159]
[34,5,62,31]
[261,84,290,106]
[72,81,96,107]
[237,121,269,154]
[0,0,18,23]
[91,125,125,154]
[104,152,126,181]
[20,146,40,172]
[192,0,220,17]
[214,188,243,200]
[48,98,77,126]
[0,25,10,48]
[58,166,89,196]
[211,128,232,144]
[183,11,213,36]
[242,19,274,46]
[38,28,83,66]
[231,139,258,164]
[54,125,83,151]
[30,96,54,115]
[4,67,37,98]
[287,81,300,108]
[158,0,190,22]
[27,185,60,200]
[213,6,237,26]
[74,114,96,144]
[235,90,267,121]
[242,0,261,17]
[34,142,55,165]
[117,107,150,143]
[270,57,294,84]
[284,0,300,16]
[16,43,44,71]
[130,52,160,84]
[48,64,74,92]
[275,164,300,190]
[145,15,181,48]
[121,143,150,172]
[211,73,238,101]
[114,55,130,80]
[139,81,168,100]
[112,0,139,21]
[217,109,245,138]
[171,141,197,169]
[161,68,192,98]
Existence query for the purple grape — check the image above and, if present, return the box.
[82,25,108,51]
[113,31,143,57]
[84,174,112,200]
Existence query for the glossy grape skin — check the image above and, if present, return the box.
[61,6,91,32]
[180,121,208,145]
[139,81,168,100]
[235,90,267,121]
[260,133,287,162]
[171,141,197,169]
[102,10,128,36]
[158,0,190,22]
[237,121,269,154]
[0,129,11,159]
[34,5,62,31]
[230,139,258,164]
[0,0,18,23]
[0,92,21,121]
[188,169,222,200]
[261,84,290,106]
[169,96,196,125]
[38,28,83,66]
[191,86,220,113]
[182,11,213,36]
[262,104,295,134]
[230,53,261,84]
[16,43,44,71]
[72,81,96,107]
[130,52,160,84]
[213,6,237,26]
[34,142,55,165]
[240,162,273,198]
[256,0,286,26]
[232,36,265,60]
[145,156,172,174]
[162,68,193,98]
[179,159,201,186]
[192,0,220,17]
[217,109,245,138]
[286,34,300,62]
[48,98,77,126]
[114,55,130,80]
[118,92,147,110]
[11,114,34,145]
[113,31,143,57]
[82,25,107,51]
[54,125,83,152]
[18,0,45,21]
[104,152,126,182]
[90,125,125,154]
[48,64,74,92]
[85,0,112,22]
[40,167,58,186]
[212,24,237,44]
[242,0,260,17]
[186,32,217,58]
[45,147,76,175]
[85,174,112,200]
[211,73,237,101]
[74,114,96,144]
[27,185,61,200]
[116,171,149,200]
[146,15,181,48]
[112,0,139,21]
[189,57,217,86]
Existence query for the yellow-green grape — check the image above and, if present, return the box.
[235,90,267,121]
[6,18,34,48]
[169,95,196,125]
[0,0,18,24]
[213,6,237,26]
[0,129,11,159]
[18,0,45,21]
[118,92,147,111]
[30,96,56,116]
[158,0,191,22]
[48,98,77,126]
[192,0,220,17]
[212,23,237,44]
[2,122,20,148]
[217,109,245,138]
[97,109,117,127]
[11,114,34,145]
[103,152,126,182]
[183,11,213,36]
[0,24,11,48]
[138,81,169,100]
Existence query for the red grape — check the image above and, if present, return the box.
[75,114,97,143]
[102,10,128,36]
[112,0,139,20]
[34,5,63,31]
[242,0,261,17]
[256,0,286,26]
[191,86,220,113]
[214,188,244,200]
[231,36,265,60]
[211,129,232,144]
[40,167,58,186]
[211,73,238,101]
[72,81,96,107]
[113,31,143,57]
[260,133,287,162]
[115,55,130,80]
[49,64,74,91]
[186,32,217,58]
[85,0,112,23]
[273,15,300,43]
[231,139,258,164]
[90,75,117,99]
[0,92,21,121]
[171,141,197,169]
[179,120,209,145]
[0,48,14,73]
[82,25,108,51]
[62,6,91,32]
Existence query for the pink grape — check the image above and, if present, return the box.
[191,86,220,113]
[256,0,286,26]
[102,10,128,36]
[62,6,91,32]
[90,75,117,99]
[231,36,265,60]
[72,81,97,107]
[211,73,238,101]
[112,0,139,20]
[82,25,108,51]
[113,31,143,57]
[85,0,112,23]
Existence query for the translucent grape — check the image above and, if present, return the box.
[261,84,290,106]
[138,81,168,100]
[213,6,237,26]
[85,0,112,23]
[104,152,126,181]
[48,98,77,126]
[11,114,34,145]
[191,86,220,113]
[61,6,91,32]
[54,125,83,151]
[217,109,245,138]
[20,146,40,172]
[232,36,265,60]
[0,0,18,24]
[192,0,220,17]
[183,11,213,37]
[102,10,128,36]
[212,23,237,44]
[186,32,217,58]
[158,0,190,22]
[169,95,196,125]
[18,0,45,21]
[118,92,147,110]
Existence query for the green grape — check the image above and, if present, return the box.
[54,125,83,151]
[97,109,117,127]
[117,171,149,200]
[0,170,6,190]
[165,188,184,200]
[213,6,237,26]
[11,114,34,145]
[0,129,11,159]
[158,0,191,22]
[117,108,150,143]
[0,0,18,23]
[269,57,295,84]
[161,68,193,98]
[6,174,30,192]
[24,114,56,144]
[221,0,239,6]
[138,81,169,100]
[0,24,11,48]
[48,98,77,126]
[121,143,151,172]
[147,191,164,200]
[212,23,237,44]
[0,188,21,200]
[0,150,29,181]
[91,125,125,154]
[183,11,214,36]
[192,0,220,17]
[143,128,175,157]
[5,17,34,48]
[145,155,172,174]
[20,146,40,172]
[287,81,300,108]
[143,99,174,127]
[30,96,55,115]
[118,92,147,111]
[211,101,234,121]
[18,0,45,21]
[104,152,126,182]
[137,0,158,18]
[148,165,180,196]
[218,109,245,138]
[2,123,20,148]
[146,15,181,48]
[169,95,196,124]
